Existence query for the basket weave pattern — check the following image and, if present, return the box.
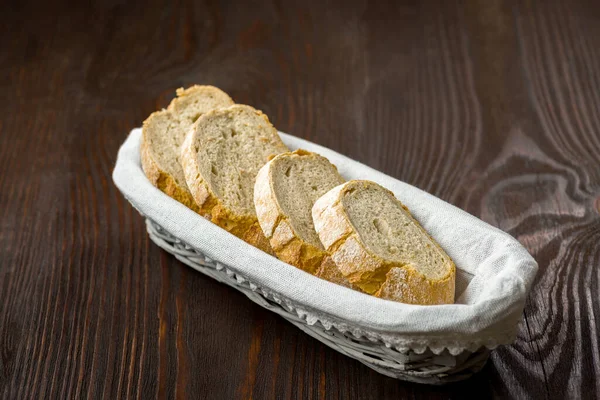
[146,219,490,384]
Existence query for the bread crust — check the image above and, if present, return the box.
[254,150,355,286]
[312,180,455,305]
[168,85,234,115]
[314,256,356,289]
[180,130,219,216]
[141,111,201,213]
[140,86,234,213]
[180,105,287,254]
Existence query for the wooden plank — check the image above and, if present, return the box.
[0,0,598,398]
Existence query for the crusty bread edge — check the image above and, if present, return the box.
[312,180,455,305]
[254,160,282,238]
[180,128,219,217]
[254,155,325,273]
[315,255,357,290]
[140,111,201,213]
[254,151,357,284]
[180,104,283,253]
[168,85,235,113]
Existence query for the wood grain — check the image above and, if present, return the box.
[1,0,599,398]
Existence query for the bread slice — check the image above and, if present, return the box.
[312,180,455,305]
[140,85,234,211]
[254,150,353,282]
[180,104,288,252]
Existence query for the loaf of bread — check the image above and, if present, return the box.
[254,150,356,288]
[312,180,455,305]
[140,85,455,304]
[180,104,289,252]
[140,86,234,211]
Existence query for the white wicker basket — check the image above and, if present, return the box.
[113,128,537,385]
[145,219,490,384]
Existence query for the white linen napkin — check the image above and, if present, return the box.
[113,128,538,355]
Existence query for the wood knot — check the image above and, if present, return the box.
[595,196,600,214]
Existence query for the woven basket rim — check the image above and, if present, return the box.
[113,128,538,355]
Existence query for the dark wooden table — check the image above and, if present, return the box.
[2,0,599,398]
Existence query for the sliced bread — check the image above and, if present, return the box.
[180,104,288,252]
[140,85,234,211]
[254,150,353,286]
[312,180,455,305]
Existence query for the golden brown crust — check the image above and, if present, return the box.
[330,235,387,294]
[314,256,358,290]
[268,218,326,274]
[253,161,281,238]
[254,150,351,279]
[312,180,456,305]
[376,266,455,305]
[311,184,353,249]
[142,88,273,251]
[168,85,235,116]
[140,112,201,213]
[242,222,274,254]
[173,85,234,104]
[180,105,285,253]
[140,133,160,185]
[210,202,275,254]
[141,85,235,215]
[180,130,218,216]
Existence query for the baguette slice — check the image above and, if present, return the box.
[254,150,354,287]
[140,86,234,212]
[312,180,455,305]
[180,104,288,252]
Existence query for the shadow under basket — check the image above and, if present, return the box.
[146,219,490,385]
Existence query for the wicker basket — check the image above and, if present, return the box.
[114,128,538,385]
[146,219,490,384]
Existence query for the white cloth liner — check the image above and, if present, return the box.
[113,128,538,355]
